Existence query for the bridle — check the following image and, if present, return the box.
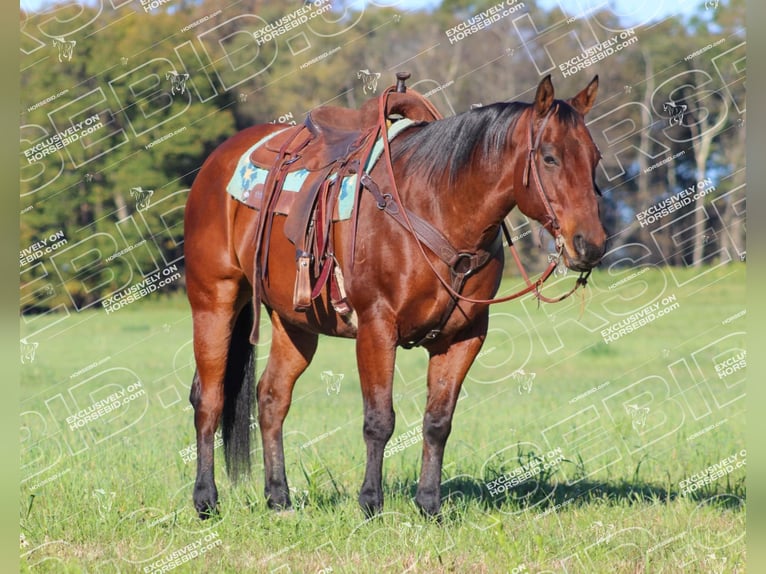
[375,88,592,310]
[515,103,592,304]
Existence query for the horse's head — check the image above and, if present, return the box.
[512,75,607,272]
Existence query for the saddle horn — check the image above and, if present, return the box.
[395,71,411,93]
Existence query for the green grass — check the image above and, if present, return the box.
[19,264,746,572]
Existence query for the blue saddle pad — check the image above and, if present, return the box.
[225,119,415,221]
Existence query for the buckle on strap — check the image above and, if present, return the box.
[450,252,480,277]
[450,245,496,278]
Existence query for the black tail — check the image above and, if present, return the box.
[221,303,256,483]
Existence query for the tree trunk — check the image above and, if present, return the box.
[690,129,713,267]
[114,191,129,220]
[686,85,719,268]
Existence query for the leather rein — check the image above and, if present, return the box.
[361,86,590,344]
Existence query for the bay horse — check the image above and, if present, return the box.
[184,74,606,519]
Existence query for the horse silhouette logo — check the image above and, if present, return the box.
[705,0,720,10]
[52,37,76,62]
[92,488,116,518]
[398,521,425,544]
[165,71,189,95]
[663,99,687,127]
[702,552,726,574]
[511,369,536,394]
[591,520,616,543]
[624,403,649,431]
[130,186,154,211]
[357,69,381,95]
[20,339,38,364]
[321,370,344,395]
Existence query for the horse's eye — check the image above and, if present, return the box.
[543,154,558,166]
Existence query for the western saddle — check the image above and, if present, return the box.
[246,72,443,320]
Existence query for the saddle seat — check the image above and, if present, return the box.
[309,91,441,132]
[249,92,441,175]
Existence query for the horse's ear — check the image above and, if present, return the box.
[534,75,555,117]
[569,75,599,116]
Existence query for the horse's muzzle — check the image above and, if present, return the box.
[567,233,605,271]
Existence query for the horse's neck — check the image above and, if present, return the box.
[422,153,520,253]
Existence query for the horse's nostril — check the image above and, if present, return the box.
[572,234,603,265]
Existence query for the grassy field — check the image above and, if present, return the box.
[19,264,746,573]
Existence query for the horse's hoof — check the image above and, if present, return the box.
[196,506,218,520]
[266,496,292,512]
[360,504,381,519]
[414,491,442,519]
[193,483,218,519]
[358,492,383,518]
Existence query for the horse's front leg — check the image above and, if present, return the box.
[355,320,398,517]
[416,311,488,517]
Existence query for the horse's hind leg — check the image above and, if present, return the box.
[415,311,488,517]
[188,281,250,518]
[257,311,318,509]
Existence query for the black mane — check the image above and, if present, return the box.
[391,100,580,186]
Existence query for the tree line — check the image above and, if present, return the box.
[19,0,745,313]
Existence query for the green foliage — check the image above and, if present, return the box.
[20,0,746,313]
[20,2,237,310]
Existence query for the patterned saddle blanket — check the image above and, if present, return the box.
[225,117,416,221]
